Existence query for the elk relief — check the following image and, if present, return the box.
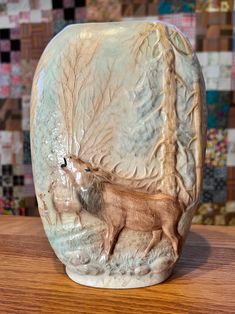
[31,21,206,288]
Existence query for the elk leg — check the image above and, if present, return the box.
[74,211,82,229]
[104,224,124,259]
[56,212,63,226]
[162,223,180,258]
[143,230,162,257]
[102,207,126,260]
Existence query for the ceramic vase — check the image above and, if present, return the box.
[30,21,206,288]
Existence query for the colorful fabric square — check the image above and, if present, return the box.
[0,28,21,57]
[20,23,52,60]
[22,95,30,130]
[0,64,10,98]
[206,91,230,128]
[0,64,21,98]
[0,0,52,28]
[232,52,235,89]
[21,60,37,95]
[0,130,23,164]
[197,52,232,90]
[0,164,24,198]
[224,202,235,225]
[206,129,228,167]
[0,162,26,215]
[228,103,235,127]
[11,63,21,97]
[196,0,233,12]
[0,98,21,130]
[0,196,26,215]
[87,0,121,22]
[192,202,235,226]
[158,0,195,14]
[202,166,227,203]
[233,11,235,51]
[227,167,235,200]
[227,129,235,166]
[52,0,86,30]
[196,12,232,51]
[0,28,21,97]
[121,1,149,17]
[23,130,31,164]
[23,164,35,197]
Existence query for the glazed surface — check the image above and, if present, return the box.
[30,21,206,288]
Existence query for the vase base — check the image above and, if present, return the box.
[65,266,173,289]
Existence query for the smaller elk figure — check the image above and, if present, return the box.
[38,193,52,226]
[60,155,183,261]
[48,176,82,228]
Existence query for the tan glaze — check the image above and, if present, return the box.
[59,155,183,260]
[47,180,82,228]
[38,193,52,226]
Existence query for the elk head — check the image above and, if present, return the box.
[60,155,113,192]
[60,155,97,190]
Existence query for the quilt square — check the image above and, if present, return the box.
[0,163,27,206]
[0,130,23,165]
[23,130,31,164]
[196,12,233,51]
[75,0,85,7]
[232,52,235,89]
[52,0,63,9]
[205,129,228,167]
[193,203,226,225]
[64,7,75,20]
[228,105,235,127]
[0,29,10,39]
[87,0,121,22]
[196,0,233,12]
[20,23,52,60]
[22,95,30,130]
[227,167,235,201]
[1,51,10,63]
[52,8,64,20]
[206,91,231,128]
[121,1,148,17]
[52,0,86,27]
[75,7,86,21]
[10,62,22,98]
[3,186,13,198]
[63,0,75,8]
[0,98,22,131]
[0,64,11,98]
[21,60,37,95]
[0,40,10,51]
[23,164,35,197]
[10,39,20,51]
[158,0,195,14]
[0,28,21,63]
[197,52,232,90]
[0,0,52,26]
[2,164,13,176]
[202,166,227,203]
[227,129,235,166]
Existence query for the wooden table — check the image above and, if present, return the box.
[0,216,234,314]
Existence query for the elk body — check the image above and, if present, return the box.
[61,156,182,260]
[48,179,82,228]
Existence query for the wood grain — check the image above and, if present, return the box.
[0,216,234,314]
